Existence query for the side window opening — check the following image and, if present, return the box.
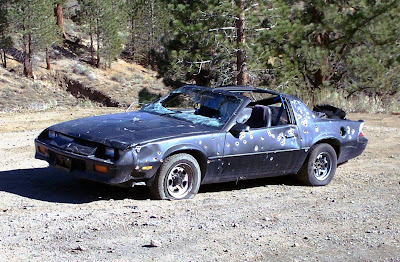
[244,97,290,129]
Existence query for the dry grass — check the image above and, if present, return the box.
[0,55,169,113]
[287,88,400,114]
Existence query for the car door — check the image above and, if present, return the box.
[220,124,302,180]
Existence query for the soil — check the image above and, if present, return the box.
[0,109,399,261]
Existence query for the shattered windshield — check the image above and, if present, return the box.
[141,87,242,128]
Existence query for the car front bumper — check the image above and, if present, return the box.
[34,139,158,185]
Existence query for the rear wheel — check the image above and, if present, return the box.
[299,143,337,186]
[149,153,201,200]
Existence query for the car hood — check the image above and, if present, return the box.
[48,111,217,150]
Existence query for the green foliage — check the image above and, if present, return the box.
[4,0,60,75]
[0,1,12,51]
[77,0,126,68]
[158,0,265,86]
[259,0,399,99]
[125,0,170,66]
[8,0,60,49]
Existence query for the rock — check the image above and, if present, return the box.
[150,240,160,247]
[72,245,85,251]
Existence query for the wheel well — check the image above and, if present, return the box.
[164,150,208,181]
[315,139,341,159]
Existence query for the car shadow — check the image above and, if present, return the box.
[199,175,302,194]
[0,167,150,204]
[0,167,302,204]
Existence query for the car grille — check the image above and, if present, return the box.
[48,150,86,171]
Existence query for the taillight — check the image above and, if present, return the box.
[359,121,365,137]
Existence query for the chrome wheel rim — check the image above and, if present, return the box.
[313,152,332,181]
[166,163,192,199]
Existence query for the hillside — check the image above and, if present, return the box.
[0,37,169,113]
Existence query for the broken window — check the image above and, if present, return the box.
[141,87,243,128]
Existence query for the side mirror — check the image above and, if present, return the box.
[230,123,250,137]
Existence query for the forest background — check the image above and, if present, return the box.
[0,0,399,113]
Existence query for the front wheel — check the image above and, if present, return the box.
[299,143,337,186]
[149,153,201,200]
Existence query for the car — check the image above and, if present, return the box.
[35,85,368,199]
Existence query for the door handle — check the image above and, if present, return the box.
[285,134,295,138]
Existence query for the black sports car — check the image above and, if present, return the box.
[35,85,367,199]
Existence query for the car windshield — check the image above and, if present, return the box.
[141,86,243,128]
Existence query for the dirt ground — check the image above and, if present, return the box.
[0,109,399,261]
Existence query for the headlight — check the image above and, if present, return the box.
[48,130,57,139]
[104,147,115,158]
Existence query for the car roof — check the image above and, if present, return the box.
[215,86,282,96]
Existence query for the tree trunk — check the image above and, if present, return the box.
[28,33,33,77]
[130,17,136,61]
[96,31,101,68]
[236,0,247,86]
[1,49,6,68]
[54,3,66,38]
[23,33,33,77]
[46,46,51,70]
[90,32,95,66]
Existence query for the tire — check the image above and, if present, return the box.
[299,143,337,186]
[149,153,201,200]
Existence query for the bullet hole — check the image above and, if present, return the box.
[135,166,139,170]
[212,137,215,141]
[217,143,220,147]
[157,151,162,155]
[226,143,230,147]
[204,145,207,149]
[315,126,319,132]
[145,159,149,163]
[243,140,247,144]
[270,157,274,161]
[153,157,158,161]
[199,141,202,145]
[235,142,240,146]
[207,160,211,164]
[250,134,254,139]
[217,152,220,155]
[261,137,265,140]
[239,133,245,140]
[254,145,259,151]
[301,118,308,127]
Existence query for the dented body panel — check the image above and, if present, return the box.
[35,85,367,187]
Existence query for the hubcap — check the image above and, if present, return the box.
[166,163,192,198]
[313,152,332,181]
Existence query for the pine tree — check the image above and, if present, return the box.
[77,0,126,69]
[0,0,12,68]
[6,0,60,76]
[125,0,169,66]
[259,0,399,99]
[158,0,265,87]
